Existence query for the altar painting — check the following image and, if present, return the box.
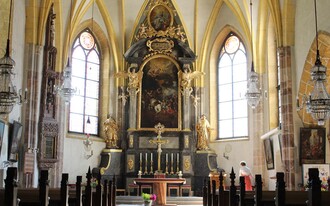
[140,57,180,129]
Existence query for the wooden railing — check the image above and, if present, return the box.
[203,167,330,206]
[0,167,117,206]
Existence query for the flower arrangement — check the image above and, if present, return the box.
[142,193,157,202]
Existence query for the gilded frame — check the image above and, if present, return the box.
[148,3,173,31]
[137,54,181,131]
[300,127,326,165]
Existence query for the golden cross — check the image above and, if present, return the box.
[149,123,168,173]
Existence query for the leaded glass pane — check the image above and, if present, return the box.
[218,66,232,85]
[72,46,86,61]
[219,102,232,120]
[233,63,247,82]
[85,80,99,98]
[69,113,84,133]
[87,62,100,81]
[71,77,85,96]
[85,98,99,116]
[85,115,98,135]
[233,99,248,118]
[233,117,248,136]
[219,120,233,138]
[72,58,86,78]
[70,95,84,113]
[233,50,246,65]
[219,53,232,67]
[233,81,246,100]
[88,50,100,64]
[219,84,232,102]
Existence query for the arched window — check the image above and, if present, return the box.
[69,29,100,135]
[217,33,248,139]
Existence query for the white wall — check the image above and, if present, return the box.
[63,137,105,183]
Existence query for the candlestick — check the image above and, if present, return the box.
[144,153,148,174]
[170,153,174,174]
[176,153,179,174]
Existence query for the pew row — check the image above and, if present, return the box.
[203,167,330,206]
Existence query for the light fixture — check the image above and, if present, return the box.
[0,0,27,115]
[54,0,76,103]
[297,0,330,126]
[245,0,261,109]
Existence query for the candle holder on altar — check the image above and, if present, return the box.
[170,161,174,175]
[144,162,148,175]
[149,161,154,175]
[165,161,169,174]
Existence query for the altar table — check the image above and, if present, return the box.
[134,178,186,205]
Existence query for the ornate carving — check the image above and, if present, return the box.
[147,38,174,53]
[115,64,142,92]
[184,158,190,171]
[128,158,134,171]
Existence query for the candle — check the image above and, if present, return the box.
[171,153,173,162]
[140,153,142,162]
[166,153,168,161]
[151,153,153,161]
[145,153,147,162]
[177,153,179,162]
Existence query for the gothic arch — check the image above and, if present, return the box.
[297,31,330,126]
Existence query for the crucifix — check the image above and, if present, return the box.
[149,123,168,173]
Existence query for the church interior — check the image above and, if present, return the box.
[0,0,330,202]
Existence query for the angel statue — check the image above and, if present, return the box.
[115,64,142,91]
[180,64,204,100]
[103,117,119,148]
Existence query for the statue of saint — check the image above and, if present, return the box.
[103,117,119,148]
[196,115,212,150]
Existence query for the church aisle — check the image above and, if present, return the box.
[116,196,203,205]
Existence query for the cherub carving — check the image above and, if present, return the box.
[115,64,142,91]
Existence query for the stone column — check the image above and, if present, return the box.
[129,88,137,129]
[182,88,191,130]
[278,46,295,190]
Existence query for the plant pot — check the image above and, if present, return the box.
[144,200,152,206]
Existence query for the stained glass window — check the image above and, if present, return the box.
[69,29,100,135]
[217,33,248,139]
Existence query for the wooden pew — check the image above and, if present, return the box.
[4,167,18,206]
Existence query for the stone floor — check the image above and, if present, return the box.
[116,196,203,205]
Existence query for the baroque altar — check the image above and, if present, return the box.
[93,0,219,196]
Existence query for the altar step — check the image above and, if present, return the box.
[116,196,203,205]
